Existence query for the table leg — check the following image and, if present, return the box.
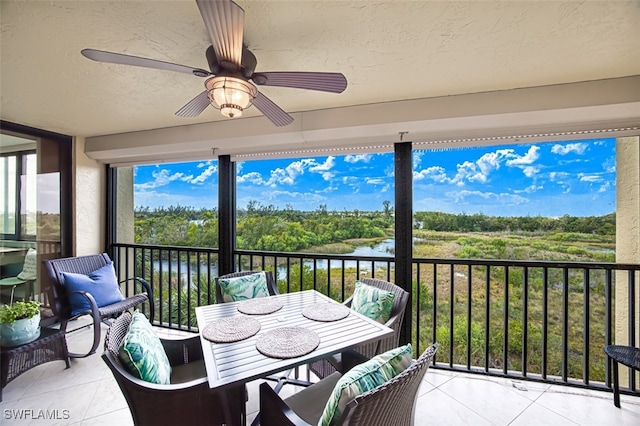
[219,385,246,426]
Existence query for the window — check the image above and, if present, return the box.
[1,150,37,240]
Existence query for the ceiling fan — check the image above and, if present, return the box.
[81,0,347,127]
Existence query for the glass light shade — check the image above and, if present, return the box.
[205,76,257,118]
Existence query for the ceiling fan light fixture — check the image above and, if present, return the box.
[205,76,257,118]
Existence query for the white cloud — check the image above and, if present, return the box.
[310,156,335,172]
[237,171,266,185]
[413,166,449,182]
[134,169,193,190]
[451,160,489,185]
[602,156,616,173]
[443,147,541,186]
[365,178,385,185]
[412,151,424,169]
[197,160,213,168]
[521,166,539,178]
[514,184,543,194]
[505,146,541,177]
[549,171,563,181]
[237,157,337,187]
[598,182,611,193]
[506,146,540,166]
[447,189,529,205]
[190,165,217,184]
[344,154,373,164]
[551,143,588,155]
[579,173,603,183]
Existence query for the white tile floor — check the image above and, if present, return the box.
[1,322,639,426]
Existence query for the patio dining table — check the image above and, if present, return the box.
[195,289,394,425]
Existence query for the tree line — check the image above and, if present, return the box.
[414,211,615,235]
[134,202,615,251]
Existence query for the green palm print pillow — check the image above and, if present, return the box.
[119,310,172,385]
[218,271,269,302]
[318,344,414,426]
[350,281,395,324]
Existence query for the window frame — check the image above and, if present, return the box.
[1,149,37,241]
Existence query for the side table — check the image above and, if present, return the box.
[1,327,70,401]
[604,344,640,407]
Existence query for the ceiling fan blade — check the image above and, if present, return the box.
[253,91,294,127]
[196,0,244,68]
[252,72,347,93]
[81,49,211,77]
[176,91,210,117]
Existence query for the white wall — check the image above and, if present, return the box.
[73,136,105,255]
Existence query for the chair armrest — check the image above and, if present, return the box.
[102,352,208,391]
[259,382,310,426]
[161,334,203,366]
[342,296,353,307]
[120,277,153,298]
[68,290,101,319]
[383,310,403,330]
[120,277,155,321]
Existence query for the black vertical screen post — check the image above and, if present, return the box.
[218,155,236,276]
[395,142,413,345]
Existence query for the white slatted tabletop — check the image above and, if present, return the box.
[196,290,393,390]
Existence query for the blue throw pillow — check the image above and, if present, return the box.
[62,262,124,316]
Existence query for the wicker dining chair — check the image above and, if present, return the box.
[102,311,245,426]
[44,253,154,357]
[260,343,439,426]
[214,270,278,302]
[309,277,409,379]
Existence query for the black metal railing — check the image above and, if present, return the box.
[412,258,639,395]
[111,242,640,396]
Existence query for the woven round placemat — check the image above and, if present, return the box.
[302,303,350,322]
[237,298,284,315]
[201,316,261,343]
[256,327,320,359]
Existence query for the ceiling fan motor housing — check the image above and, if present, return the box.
[205,45,257,79]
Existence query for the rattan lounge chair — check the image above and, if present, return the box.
[102,311,245,426]
[44,253,154,357]
[260,343,439,426]
[309,277,409,379]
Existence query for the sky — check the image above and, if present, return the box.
[133,137,616,217]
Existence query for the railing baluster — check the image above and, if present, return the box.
[605,268,612,387]
[542,266,548,380]
[629,269,636,392]
[341,260,345,302]
[327,258,331,297]
[176,250,182,328]
[562,267,569,383]
[485,265,490,373]
[583,268,590,385]
[432,263,437,360]
[466,264,472,370]
[449,263,454,368]
[522,266,528,377]
[504,266,509,375]
[415,263,421,355]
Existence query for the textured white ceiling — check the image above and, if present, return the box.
[1,0,639,139]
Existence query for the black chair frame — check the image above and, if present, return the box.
[44,253,154,358]
[102,311,245,426]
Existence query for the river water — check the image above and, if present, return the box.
[152,239,396,283]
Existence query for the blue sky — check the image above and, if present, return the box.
[134,137,616,217]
